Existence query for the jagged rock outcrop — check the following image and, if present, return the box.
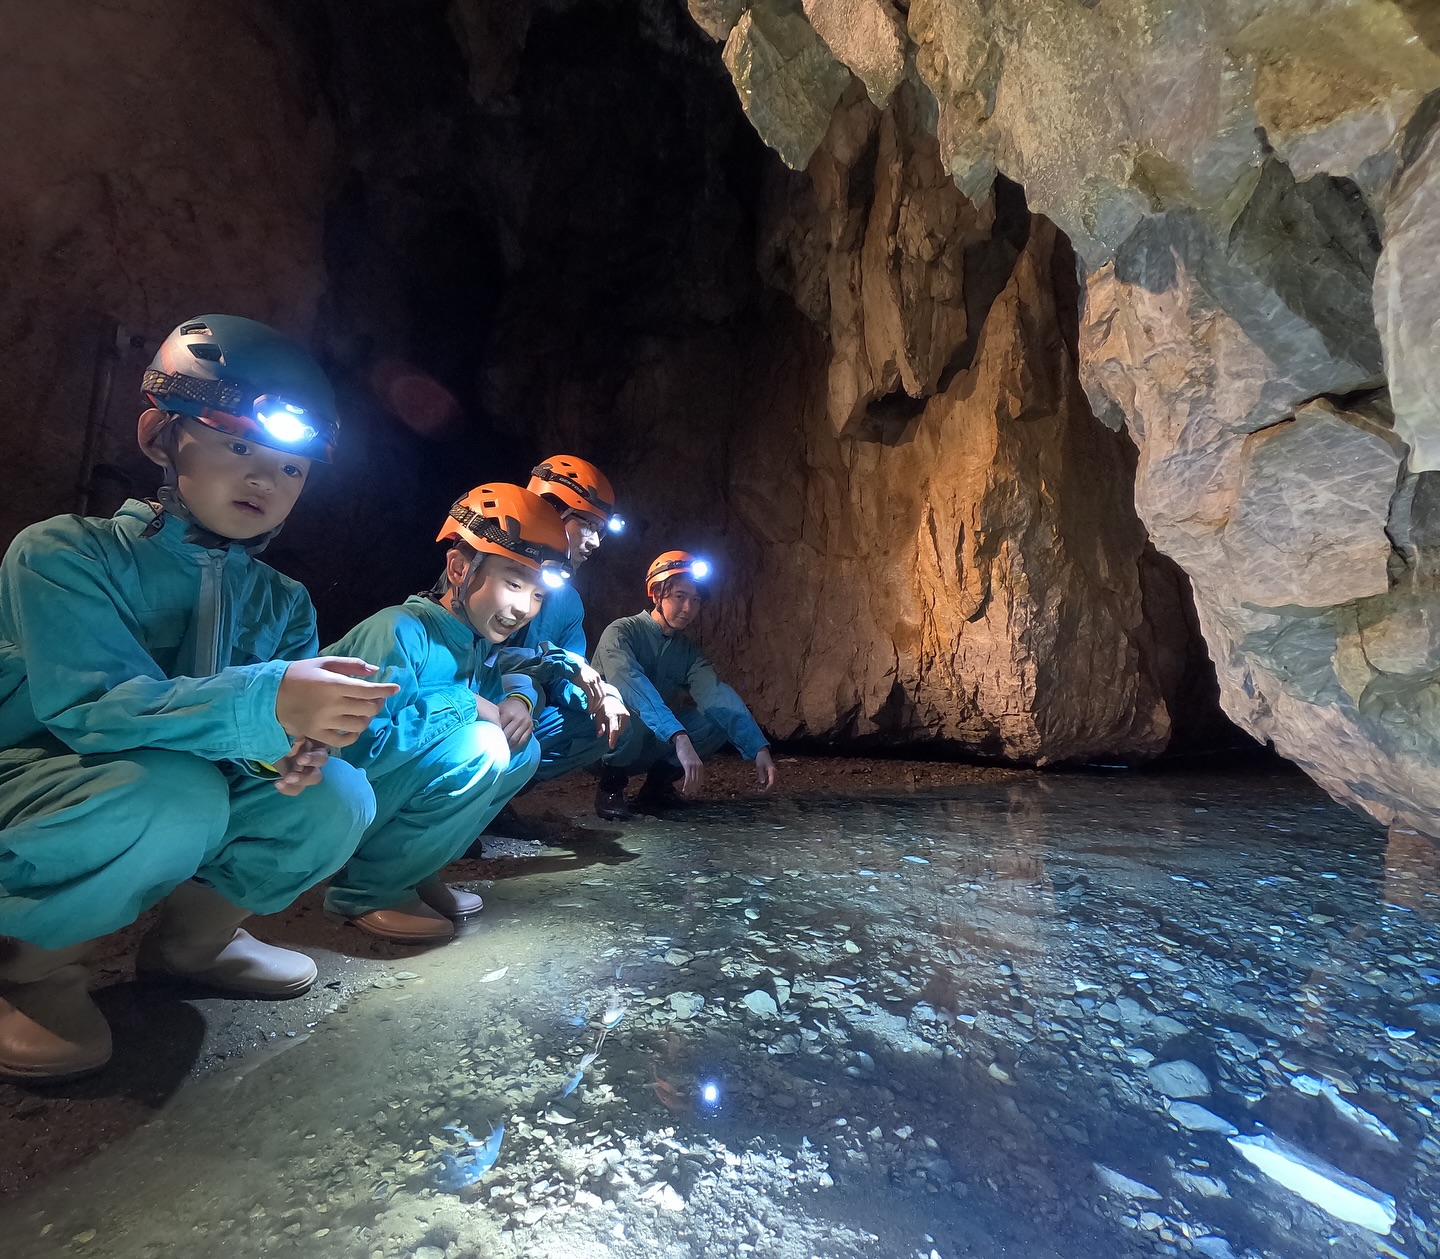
[703,89,1198,758]
[693,0,1440,831]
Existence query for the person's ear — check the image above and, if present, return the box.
[447,547,479,588]
[137,409,175,468]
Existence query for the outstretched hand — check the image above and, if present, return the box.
[276,657,400,747]
[590,682,630,750]
[754,746,777,792]
[675,732,705,796]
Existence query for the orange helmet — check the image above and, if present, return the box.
[438,483,572,586]
[646,550,712,599]
[528,455,623,532]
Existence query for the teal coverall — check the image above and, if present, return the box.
[591,612,768,775]
[0,501,376,950]
[323,595,581,916]
[500,581,606,783]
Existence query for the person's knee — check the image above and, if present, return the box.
[122,750,230,815]
[472,720,514,773]
[104,750,229,882]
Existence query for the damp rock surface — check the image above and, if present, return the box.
[3,760,1438,1259]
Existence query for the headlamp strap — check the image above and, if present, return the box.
[532,464,611,517]
[448,502,570,570]
[142,368,248,415]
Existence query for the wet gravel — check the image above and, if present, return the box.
[3,753,1437,1259]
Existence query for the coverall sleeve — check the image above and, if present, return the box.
[272,584,322,662]
[1,521,294,764]
[685,648,769,759]
[495,643,590,712]
[592,621,685,744]
[329,612,478,778]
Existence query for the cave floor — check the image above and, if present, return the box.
[2,755,1438,1259]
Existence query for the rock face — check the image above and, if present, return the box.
[701,92,1198,759]
[0,1,337,545]
[694,0,1440,830]
[458,31,1215,763]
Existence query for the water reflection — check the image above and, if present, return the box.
[2,771,1436,1259]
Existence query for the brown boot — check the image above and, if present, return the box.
[0,938,112,1082]
[417,876,484,922]
[336,897,454,944]
[137,880,317,998]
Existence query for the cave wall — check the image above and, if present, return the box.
[697,0,1440,828]
[1,0,1227,763]
[453,4,1222,761]
[0,1,336,543]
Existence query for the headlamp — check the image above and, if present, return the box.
[690,559,711,580]
[254,397,318,448]
[607,515,625,534]
[541,565,568,590]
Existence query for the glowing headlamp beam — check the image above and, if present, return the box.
[541,567,568,589]
[607,516,625,534]
[256,404,317,446]
[690,560,711,580]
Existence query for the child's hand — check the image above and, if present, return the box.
[274,738,329,796]
[476,695,503,726]
[590,683,630,750]
[574,662,610,714]
[276,657,400,747]
[496,697,534,753]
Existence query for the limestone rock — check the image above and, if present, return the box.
[1375,109,1440,472]
[688,0,747,43]
[1220,402,1403,609]
[722,3,853,170]
[801,0,906,107]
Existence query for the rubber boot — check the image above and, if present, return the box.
[417,876,484,922]
[595,768,631,821]
[0,938,112,1082]
[136,880,316,998]
[634,762,684,811]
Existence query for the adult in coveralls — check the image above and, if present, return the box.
[323,483,610,943]
[592,551,776,820]
[0,315,395,1082]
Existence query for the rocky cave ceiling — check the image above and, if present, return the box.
[2,0,1438,836]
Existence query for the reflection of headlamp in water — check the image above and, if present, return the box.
[253,396,319,448]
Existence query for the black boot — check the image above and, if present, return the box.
[634,763,684,811]
[594,768,631,821]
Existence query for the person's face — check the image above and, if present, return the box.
[564,512,606,567]
[656,575,702,631]
[147,415,310,538]
[458,554,547,643]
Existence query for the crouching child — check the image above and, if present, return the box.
[0,315,397,1082]
[322,483,601,943]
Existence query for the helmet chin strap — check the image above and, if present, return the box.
[652,585,680,634]
[147,483,284,554]
[430,551,487,638]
